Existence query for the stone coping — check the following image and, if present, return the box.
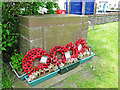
[88,12,118,17]
[18,14,88,27]
[18,14,88,18]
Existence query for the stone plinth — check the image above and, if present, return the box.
[18,14,88,55]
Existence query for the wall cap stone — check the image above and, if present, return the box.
[18,14,88,27]
[87,12,118,17]
[19,14,88,18]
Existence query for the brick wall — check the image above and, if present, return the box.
[18,14,88,55]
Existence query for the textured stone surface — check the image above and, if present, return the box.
[29,27,43,40]
[19,14,88,55]
[30,38,43,49]
[82,22,89,30]
[19,36,31,55]
[19,14,88,27]
[82,30,88,41]
[19,36,43,55]
[44,24,83,53]
[19,24,43,40]
[88,13,118,25]
[19,24,30,39]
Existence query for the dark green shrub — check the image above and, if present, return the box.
[2,2,59,62]
[111,7,114,10]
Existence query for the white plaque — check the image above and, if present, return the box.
[65,51,71,60]
[40,56,48,63]
[78,44,82,51]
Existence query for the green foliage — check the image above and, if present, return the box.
[11,53,24,72]
[2,2,59,62]
[2,62,13,89]
[116,8,119,10]
[111,7,114,10]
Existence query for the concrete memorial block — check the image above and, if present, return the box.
[82,22,89,31]
[19,14,85,27]
[44,24,83,53]
[19,14,88,55]
[19,36,30,53]
[82,30,88,40]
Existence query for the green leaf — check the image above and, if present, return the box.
[20,68,22,71]
[7,13,10,18]
[2,41,6,44]
[6,30,10,35]
[2,47,6,51]
[16,33,19,35]
[7,43,12,47]
[3,24,7,28]
[15,40,17,43]
[2,3,5,9]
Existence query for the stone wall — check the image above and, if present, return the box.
[88,13,118,25]
[18,14,88,55]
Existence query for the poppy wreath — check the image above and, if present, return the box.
[75,39,89,54]
[22,48,51,76]
[64,43,78,58]
[49,45,66,66]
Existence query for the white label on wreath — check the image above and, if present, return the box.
[89,48,91,51]
[65,51,71,60]
[78,44,82,51]
[40,56,48,63]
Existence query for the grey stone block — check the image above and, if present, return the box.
[19,14,88,54]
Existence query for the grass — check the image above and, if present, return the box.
[51,22,118,88]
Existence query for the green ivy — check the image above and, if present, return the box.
[2,2,59,62]
[11,53,24,72]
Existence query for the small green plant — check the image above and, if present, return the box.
[111,7,114,10]
[116,8,119,10]
[11,53,24,72]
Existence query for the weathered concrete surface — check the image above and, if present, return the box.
[10,56,97,88]
[19,14,89,55]
[19,24,43,40]
[44,24,83,53]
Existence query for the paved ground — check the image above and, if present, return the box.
[8,56,97,88]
